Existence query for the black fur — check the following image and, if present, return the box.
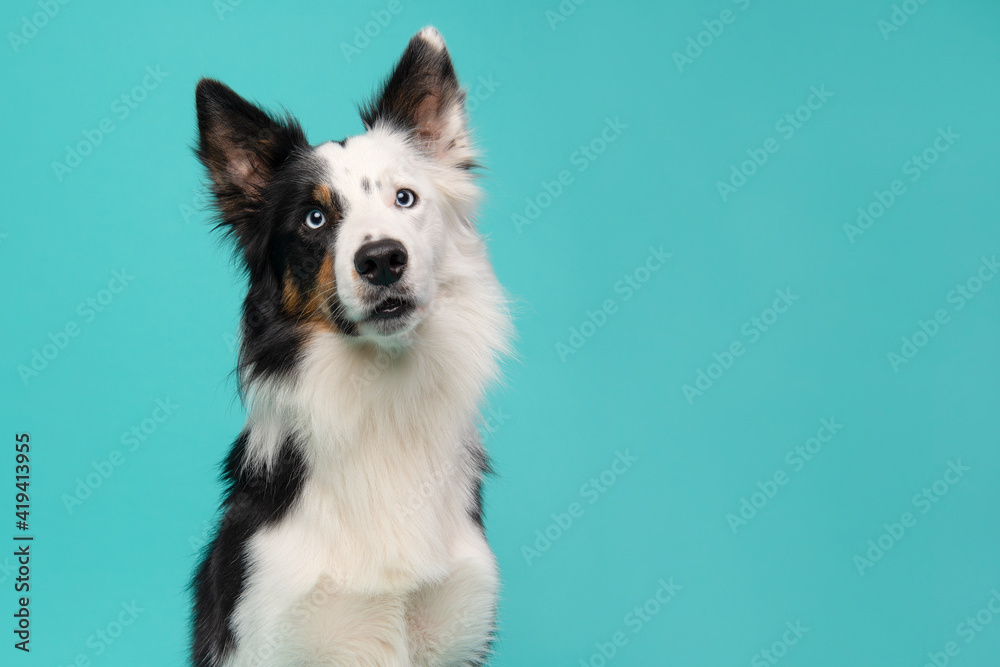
[195,79,359,392]
[467,437,491,531]
[360,31,464,145]
[191,82,337,665]
[190,29,493,666]
[191,432,308,666]
[195,79,308,245]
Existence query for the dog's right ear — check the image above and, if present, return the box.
[195,79,306,220]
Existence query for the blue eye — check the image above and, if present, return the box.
[305,209,326,229]
[395,189,417,208]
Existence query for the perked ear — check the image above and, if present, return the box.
[195,79,307,218]
[360,27,472,166]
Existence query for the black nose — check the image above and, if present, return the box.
[354,239,408,286]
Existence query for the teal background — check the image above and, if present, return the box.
[3,0,1000,664]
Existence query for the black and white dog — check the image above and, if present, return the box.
[191,27,511,666]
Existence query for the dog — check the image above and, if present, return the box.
[190,27,511,666]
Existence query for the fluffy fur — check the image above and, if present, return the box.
[190,27,511,667]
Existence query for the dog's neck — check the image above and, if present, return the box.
[239,265,509,471]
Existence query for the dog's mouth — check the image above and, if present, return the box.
[369,297,415,320]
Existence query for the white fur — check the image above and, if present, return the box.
[418,26,447,52]
[221,120,511,665]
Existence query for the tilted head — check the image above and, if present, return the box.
[196,28,502,389]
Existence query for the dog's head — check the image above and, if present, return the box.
[196,27,479,359]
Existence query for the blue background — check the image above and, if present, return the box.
[3,0,1000,665]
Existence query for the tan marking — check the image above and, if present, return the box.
[313,184,333,208]
[303,255,336,319]
[282,268,302,314]
[283,255,339,333]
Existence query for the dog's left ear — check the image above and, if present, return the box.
[361,27,471,166]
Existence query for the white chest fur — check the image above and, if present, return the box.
[224,320,503,666]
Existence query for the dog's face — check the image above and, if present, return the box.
[196,28,475,346]
[308,133,447,339]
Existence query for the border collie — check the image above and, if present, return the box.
[190,27,511,666]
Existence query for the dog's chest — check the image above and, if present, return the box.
[245,426,479,589]
[229,432,496,664]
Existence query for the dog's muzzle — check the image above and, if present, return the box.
[353,239,417,327]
